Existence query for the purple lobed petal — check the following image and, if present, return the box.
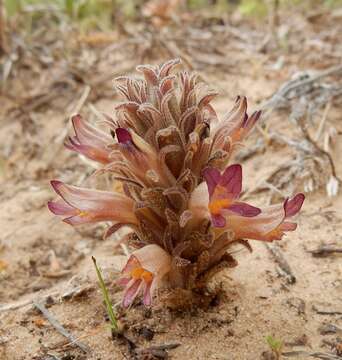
[211,214,226,227]
[203,167,221,197]
[284,193,305,218]
[220,164,242,198]
[228,202,261,217]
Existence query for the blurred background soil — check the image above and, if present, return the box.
[0,1,342,359]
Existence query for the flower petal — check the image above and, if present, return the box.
[66,114,112,164]
[121,255,140,274]
[143,281,152,306]
[132,244,172,276]
[203,167,220,196]
[226,203,286,241]
[279,222,297,231]
[211,214,226,227]
[47,200,76,216]
[243,110,261,131]
[116,128,133,144]
[227,202,261,217]
[284,193,305,218]
[123,279,142,308]
[219,164,242,199]
[49,180,137,225]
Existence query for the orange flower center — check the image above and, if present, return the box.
[209,198,231,215]
[130,267,153,283]
[78,210,89,217]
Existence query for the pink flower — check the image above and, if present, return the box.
[188,165,304,242]
[118,245,171,307]
[64,114,113,164]
[48,180,137,227]
[203,164,261,227]
[226,193,305,241]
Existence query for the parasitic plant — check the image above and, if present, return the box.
[48,59,304,308]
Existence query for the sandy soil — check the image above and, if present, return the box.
[0,8,342,360]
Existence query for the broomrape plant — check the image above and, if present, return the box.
[48,59,304,307]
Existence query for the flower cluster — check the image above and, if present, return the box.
[49,59,304,307]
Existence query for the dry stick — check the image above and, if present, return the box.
[296,114,341,183]
[0,283,95,313]
[60,326,106,351]
[319,324,342,335]
[0,291,59,313]
[312,304,342,316]
[54,85,92,145]
[261,64,342,111]
[314,101,331,141]
[265,244,296,284]
[308,244,342,257]
[283,350,342,359]
[46,85,91,166]
[33,300,91,354]
[46,354,61,360]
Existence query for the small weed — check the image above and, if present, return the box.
[266,335,283,360]
[92,256,120,335]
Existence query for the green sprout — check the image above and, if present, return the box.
[92,256,120,335]
[266,335,283,359]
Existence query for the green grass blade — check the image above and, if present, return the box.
[92,256,118,332]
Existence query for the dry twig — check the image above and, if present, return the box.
[312,304,342,316]
[265,244,296,284]
[283,350,342,359]
[308,244,342,257]
[33,299,91,354]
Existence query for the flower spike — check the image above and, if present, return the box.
[49,59,305,308]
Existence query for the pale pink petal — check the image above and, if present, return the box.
[65,137,111,164]
[132,244,172,276]
[67,114,112,164]
[47,200,76,216]
[50,181,137,225]
[279,222,297,231]
[72,114,112,147]
[227,203,285,241]
[142,281,152,306]
[63,215,92,225]
[121,255,140,274]
[123,279,142,308]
